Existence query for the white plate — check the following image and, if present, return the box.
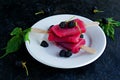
[25,14,106,69]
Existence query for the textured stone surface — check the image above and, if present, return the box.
[0,0,120,80]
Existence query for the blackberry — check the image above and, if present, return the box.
[65,50,72,57]
[102,18,108,24]
[80,34,84,38]
[40,40,49,47]
[68,21,76,28]
[59,50,66,57]
[59,22,66,28]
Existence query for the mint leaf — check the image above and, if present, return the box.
[1,27,31,59]
[6,35,23,53]
[98,18,120,40]
[109,26,115,40]
[10,27,22,36]
[0,35,23,59]
[23,28,31,42]
[24,32,30,42]
[107,18,120,27]
[113,21,120,27]
[107,18,113,22]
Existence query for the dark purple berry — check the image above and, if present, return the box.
[59,22,66,28]
[80,34,84,38]
[102,18,108,24]
[65,50,72,57]
[59,50,66,57]
[68,21,76,28]
[40,40,49,47]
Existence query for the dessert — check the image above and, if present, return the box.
[32,18,97,55]
[57,38,85,53]
[48,30,80,43]
[50,19,86,37]
[48,18,86,53]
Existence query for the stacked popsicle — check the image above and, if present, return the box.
[48,19,86,53]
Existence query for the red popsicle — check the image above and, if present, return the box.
[57,38,86,53]
[50,19,86,37]
[48,31,80,43]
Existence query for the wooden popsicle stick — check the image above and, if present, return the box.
[31,28,96,54]
[85,21,99,27]
[31,28,48,34]
[81,45,96,54]
[31,21,99,34]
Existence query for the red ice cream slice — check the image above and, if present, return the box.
[57,38,86,53]
[48,31,80,43]
[50,19,86,37]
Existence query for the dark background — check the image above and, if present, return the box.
[0,0,120,80]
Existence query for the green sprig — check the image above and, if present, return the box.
[0,27,31,59]
[98,18,120,40]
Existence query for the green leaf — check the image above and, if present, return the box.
[113,22,120,27]
[107,18,113,22]
[23,28,31,42]
[107,18,120,27]
[0,35,23,59]
[10,27,22,36]
[109,26,115,40]
[98,18,120,40]
[0,27,32,59]
[24,32,30,43]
